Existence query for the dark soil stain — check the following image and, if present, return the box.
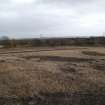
[23,55,94,62]
[82,51,105,56]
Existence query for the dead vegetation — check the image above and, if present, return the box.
[0,47,105,104]
[90,60,105,71]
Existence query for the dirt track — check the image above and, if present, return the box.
[0,46,105,105]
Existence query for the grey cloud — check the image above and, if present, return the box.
[0,0,105,38]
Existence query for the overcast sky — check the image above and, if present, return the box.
[0,0,105,38]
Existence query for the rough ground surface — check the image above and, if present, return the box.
[0,46,105,104]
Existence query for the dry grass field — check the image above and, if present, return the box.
[0,46,105,105]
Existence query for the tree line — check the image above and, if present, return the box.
[0,36,105,48]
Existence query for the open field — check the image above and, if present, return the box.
[0,46,105,104]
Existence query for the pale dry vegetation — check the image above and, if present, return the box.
[0,46,105,104]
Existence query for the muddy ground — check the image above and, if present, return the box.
[0,46,105,105]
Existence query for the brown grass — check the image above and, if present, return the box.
[0,46,105,104]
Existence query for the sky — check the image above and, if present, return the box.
[0,0,105,38]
